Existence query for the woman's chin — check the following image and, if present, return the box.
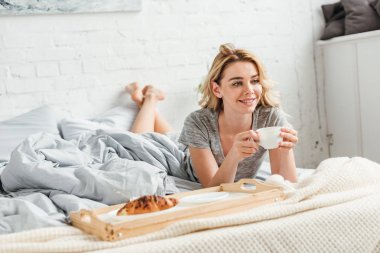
[236,105,257,114]
[239,102,257,112]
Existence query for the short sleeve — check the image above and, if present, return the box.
[178,111,211,149]
[272,108,291,127]
[267,108,292,128]
[255,106,293,130]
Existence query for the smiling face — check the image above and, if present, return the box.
[212,61,262,115]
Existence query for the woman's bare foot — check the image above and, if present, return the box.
[142,85,166,101]
[125,82,144,107]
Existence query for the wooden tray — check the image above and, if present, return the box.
[70,179,285,241]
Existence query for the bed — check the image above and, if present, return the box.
[0,105,379,253]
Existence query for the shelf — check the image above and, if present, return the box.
[316,30,380,47]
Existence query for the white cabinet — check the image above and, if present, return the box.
[316,30,380,163]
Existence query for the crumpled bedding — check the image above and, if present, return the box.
[0,129,193,234]
[0,156,379,253]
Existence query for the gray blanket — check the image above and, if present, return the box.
[0,129,193,234]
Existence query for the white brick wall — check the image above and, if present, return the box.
[0,0,330,168]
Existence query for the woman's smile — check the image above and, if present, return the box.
[238,97,257,106]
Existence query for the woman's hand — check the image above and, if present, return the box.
[229,130,260,161]
[279,127,298,149]
[269,128,298,182]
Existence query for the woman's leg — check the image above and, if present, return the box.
[128,84,172,134]
[154,110,173,134]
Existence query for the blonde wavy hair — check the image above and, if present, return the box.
[199,43,280,111]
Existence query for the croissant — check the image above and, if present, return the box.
[117,195,179,215]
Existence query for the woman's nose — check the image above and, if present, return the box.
[244,82,254,93]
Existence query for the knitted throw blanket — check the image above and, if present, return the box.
[1,157,379,253]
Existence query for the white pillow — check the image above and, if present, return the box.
[0,106,61,162]
[60,104,138,141]
[92,104,138,130]
[59,118,113,141]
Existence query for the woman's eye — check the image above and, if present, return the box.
[251,79,260,84]
[232,82,242,86]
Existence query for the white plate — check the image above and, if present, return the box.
[180,192,229,204]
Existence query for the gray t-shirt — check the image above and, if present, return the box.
[178,106,290,182]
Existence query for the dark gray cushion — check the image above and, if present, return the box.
[321,18,345,40]
[370,0,380,16]
[322,2,345,22]
[341,0,380,35]
[320,2,345,40]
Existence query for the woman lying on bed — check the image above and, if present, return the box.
[128,43,298,187]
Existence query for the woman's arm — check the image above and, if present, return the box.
[189,148,238,187]
[268,127,298,182]
[269,148,297,182]
[190,130,259,187]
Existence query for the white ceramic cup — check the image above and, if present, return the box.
[256,126,282,149]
